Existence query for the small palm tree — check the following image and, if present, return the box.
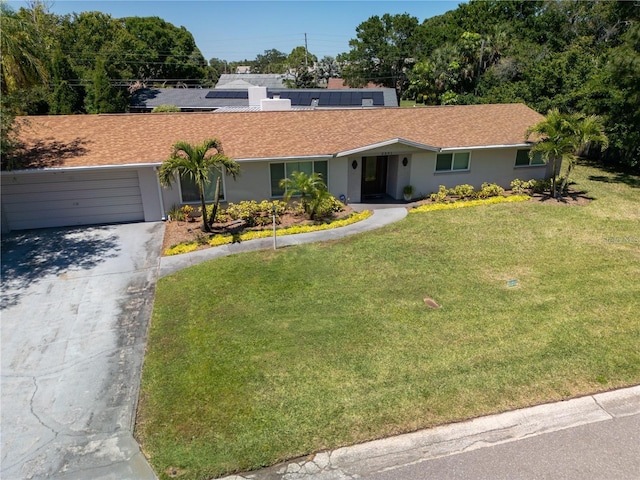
[158,139,240,232]
[526,109,608,198]
[558,114,608,195]
[279,171,330,219]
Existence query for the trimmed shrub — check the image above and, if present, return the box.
[429,185,449,203]
[450,183,475,199]
[476,182,505,199]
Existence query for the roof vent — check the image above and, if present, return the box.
[261,98,291,111]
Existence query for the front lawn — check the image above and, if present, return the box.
[136,163,640,480]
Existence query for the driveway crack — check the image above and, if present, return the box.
[30,376,59,438]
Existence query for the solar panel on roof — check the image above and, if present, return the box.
[317,92,329,106]
[372,92,384,105]
[205,91,249,99]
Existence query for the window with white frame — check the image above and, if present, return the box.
[179,169,224,203]
[269,160,329,197]
[435,152,470,172]
[515,149,545,167]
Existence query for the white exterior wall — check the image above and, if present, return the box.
[156,146,552,218]
[410,147,549,197]
[227,161,272,202]
[137,167,165,221]
[327,157,349,201]
[347,157,362,204]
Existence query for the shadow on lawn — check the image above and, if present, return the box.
[1,226,119,310]
[583,159,640,189]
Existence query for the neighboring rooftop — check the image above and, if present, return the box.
[327,78,384,89]
[215,73,291,89]
[13,104,543,170]
[130,87,398,112]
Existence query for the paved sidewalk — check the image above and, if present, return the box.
[159,207,408,277]
[221,386,640,480]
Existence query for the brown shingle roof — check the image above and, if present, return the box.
[13,104,543,169]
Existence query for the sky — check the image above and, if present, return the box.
[8,0,462,62]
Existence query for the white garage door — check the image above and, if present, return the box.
[1,169,145,231]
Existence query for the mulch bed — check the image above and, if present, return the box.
[161,206,355,254]
[161,191,589,255]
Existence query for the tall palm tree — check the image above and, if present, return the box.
[0,3,50,95]
[158,139,240,232]
[279,171,330,219]
[525,109,607,198]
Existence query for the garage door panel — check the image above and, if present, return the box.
[7,197,144,219]
[1,178,140,195]
[1,169,146,230]
[2,170,139,185]
[2,187,142,205]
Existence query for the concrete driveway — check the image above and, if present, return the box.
[1,222,164,480]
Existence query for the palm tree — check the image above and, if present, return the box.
[158,139,240,232]
[0,3,50,95]
[559,114,608,195]
[279,171,330,219]
[525,109,608,198]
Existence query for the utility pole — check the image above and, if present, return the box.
[304,33,308,67]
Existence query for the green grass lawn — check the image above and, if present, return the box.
[136,163,640,480]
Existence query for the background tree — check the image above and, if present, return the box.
[316,55,342,85]
[253,49,288,74]
[50,47,80,114]
[158,139,240,232]
[208,57,228,84]
[122,16,207,86]
[340,13,420,102]
[285,46,318,88]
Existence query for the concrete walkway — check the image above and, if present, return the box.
[221,386,640,480]
[159,207,408,277]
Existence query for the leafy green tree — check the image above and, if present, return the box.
[253,49,287,74]
[279,171,330,219]
[50,48,79,114]
[84,57,126,113]
[340,13,420,102]
[316,56,342,84]
[158,139,240,232]
[285,46,318,88]
[526,109,608,198]
[122,16,207,85]
[208,57,228,83]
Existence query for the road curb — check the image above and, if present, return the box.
[222,385,640,479]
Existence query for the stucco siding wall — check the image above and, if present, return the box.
[137,167,164,221]
[226,161,271,203]
[347,156,362,203]
[327,157,348,201]
[410,148,548,197]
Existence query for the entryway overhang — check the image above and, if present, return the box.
[334,138,439,157]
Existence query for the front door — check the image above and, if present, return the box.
[361,156,388,199]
